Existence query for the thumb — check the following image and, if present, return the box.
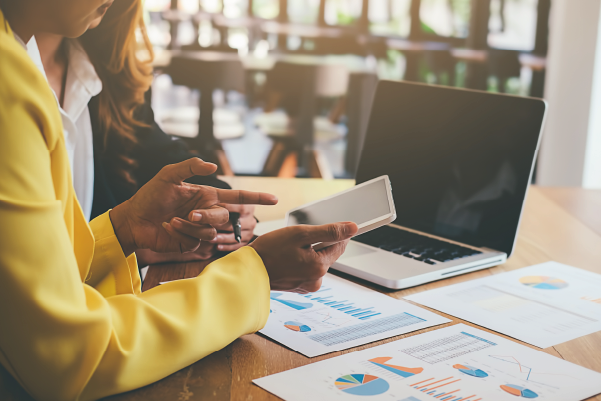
[159,158,218,184]
[296,222,358,246]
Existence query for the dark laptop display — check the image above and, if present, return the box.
[355,81,546,256]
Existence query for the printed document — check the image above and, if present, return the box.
[261,273,449,357]
[405,262,601,348]
[254,323,601,401]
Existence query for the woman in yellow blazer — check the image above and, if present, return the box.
[0,1,358,400]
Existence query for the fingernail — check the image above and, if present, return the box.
[191,212,202,222]
[171,219,183,228]
[162,222,169,229]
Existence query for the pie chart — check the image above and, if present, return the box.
[519,276,568,290]
[335,374,390,396]
[284,321,311,332]
[453,364,488,378]
[500,384,538,398]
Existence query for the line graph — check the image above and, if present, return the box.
[489,355,579,389]
[302,309,353,327]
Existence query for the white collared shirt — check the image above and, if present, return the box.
[27,38,102,221]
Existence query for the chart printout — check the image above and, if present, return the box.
[253,324,601,401]
[405,262,601,348]
[261,274,449,357]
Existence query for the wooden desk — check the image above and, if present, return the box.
[103,179,601,401]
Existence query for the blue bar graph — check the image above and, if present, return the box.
[359,313,381,320]
[301,288,382,320]
[325,300,347,306]
[347,307,372,315]
[352,310,376,317]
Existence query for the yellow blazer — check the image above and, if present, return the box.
[0,11,269,401]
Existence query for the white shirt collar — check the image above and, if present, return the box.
[26,37,47,80]
[26,38,103,118]
[62,40,103,123]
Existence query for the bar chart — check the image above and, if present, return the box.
[261,274,449,357]
[409,376,481,401]
[302,287,382,320]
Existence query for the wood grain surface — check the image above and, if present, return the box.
[540,187,601,237]
[98,179,601,401]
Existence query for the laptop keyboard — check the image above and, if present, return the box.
[352,226,482,266]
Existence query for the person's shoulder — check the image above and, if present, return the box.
[0,31,50,97]
[0,29,62,147]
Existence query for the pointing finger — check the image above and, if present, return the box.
[215,188,278,206]
[158,158,218,184]
[218,203,256,215]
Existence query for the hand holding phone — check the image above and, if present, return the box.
[286,175,396,249]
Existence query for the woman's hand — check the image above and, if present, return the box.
[109,158,277,256]
[250,222,358,293]
[209,204,257,252]
[135,243,218,266]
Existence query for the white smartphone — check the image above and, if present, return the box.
[286,175,396,250]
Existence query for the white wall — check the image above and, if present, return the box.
[537,0,601,188]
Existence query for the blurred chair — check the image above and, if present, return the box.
[386,39,450,82]
[424,49,457,86]
[166,51,247,175]
[260,62,350,178]
[487,49,521,93]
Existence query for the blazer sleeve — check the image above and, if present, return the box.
[0,42,270,401]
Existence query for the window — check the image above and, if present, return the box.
[253,0,279,19]
[201,0,223,13]
[180,0,201,12]
[420,0,471,38]
[488,0,538,51]
[369,0,412,37]
[324,0,363,26]
[288,0,321,24]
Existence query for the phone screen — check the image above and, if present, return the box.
[288,178,391,227]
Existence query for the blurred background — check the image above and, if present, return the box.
[139,0,601,188]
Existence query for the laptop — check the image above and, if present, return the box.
[332,81,547,289]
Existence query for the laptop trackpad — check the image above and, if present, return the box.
[340,241,377,260]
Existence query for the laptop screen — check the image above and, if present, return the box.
[355,81,546,256]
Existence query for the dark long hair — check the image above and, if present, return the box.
[79,0,154,187]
